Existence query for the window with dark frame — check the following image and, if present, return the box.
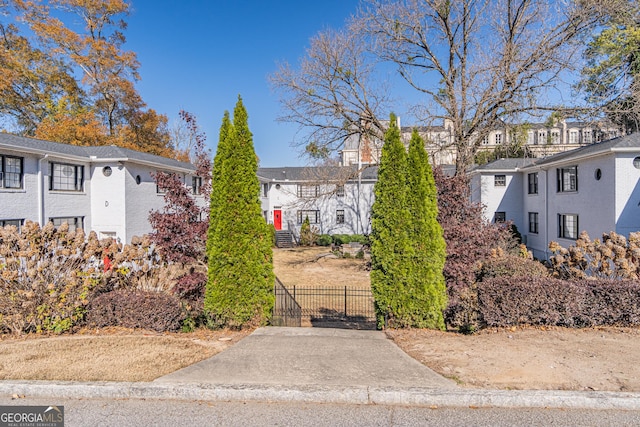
[336,209,345,224]
[0,219,23,231]
[297,210,320,224]
[262,183,268,197]
[557,166,578,192]
[297,185,319,198]
[558,214,578,239]
[50,162,84,191]
[192,176,203,195]
[494,211,506,223]
[494,175,506,187]
[529,212,539,234]
[155,172,176,194]
[336,184,345,197]
[528,172,538,194]
[0,155,24,189]
[50,217,83,232]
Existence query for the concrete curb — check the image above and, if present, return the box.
[1,381,639,410]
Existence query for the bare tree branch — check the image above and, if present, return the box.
[270,25,392,160]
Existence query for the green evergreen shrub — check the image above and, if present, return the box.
[405,129,448,329]
[332,234,349,245]
[317,234,332,246]
[299,216,318,246]
[348,234,368,244]
[205,97,275,328]
[370,114,414,328]
[265,224,276,247]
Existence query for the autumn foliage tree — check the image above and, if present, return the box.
[205,97,274,328]
[0,14,81,134]
[1,0,175,156]
[149,111,211,301]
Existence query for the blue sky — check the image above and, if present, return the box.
[125,1,360,167]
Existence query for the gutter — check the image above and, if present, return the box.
[2,143,88,162]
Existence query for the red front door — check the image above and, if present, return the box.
[274,210,282,230]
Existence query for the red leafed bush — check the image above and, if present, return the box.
[433,167,518,329]
[478,277,640,328]
[174,271,207,301]
[86,290,185,332]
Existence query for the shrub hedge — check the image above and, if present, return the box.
[317,234,332,246]
[478,277,640,327]
[331,234,369,245]
[476,253,549,282]
[86,290,185,332]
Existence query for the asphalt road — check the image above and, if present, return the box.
[2,397,640,427]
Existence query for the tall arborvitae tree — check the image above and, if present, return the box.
[406,129,447,329]
[207,111,232,255]
[369,114,413,328]
[205,97,274,327]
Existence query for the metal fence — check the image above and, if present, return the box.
[289,285,376,329]
[272,277,302,327]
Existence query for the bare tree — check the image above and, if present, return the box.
[270,26,392,161]
[273,0,604,173]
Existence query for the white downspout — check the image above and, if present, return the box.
[357,129,364,235]
[38,154,48,226]
[544,167,550,260]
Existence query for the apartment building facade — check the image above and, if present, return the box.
[0,133,199,243]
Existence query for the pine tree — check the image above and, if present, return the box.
[369,114,413,328]
[205,96,274,327]
[406,129,447,329]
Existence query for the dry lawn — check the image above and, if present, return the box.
[273,246,370,288]
[387,326,640,392]
[0,328,249,382]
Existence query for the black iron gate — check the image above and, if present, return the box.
[273,278,376,330]
[272,277,302,327]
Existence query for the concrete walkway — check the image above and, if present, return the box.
[1,327,640,409]
[155,327,456,388]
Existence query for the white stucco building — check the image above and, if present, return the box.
[470,133,640,259]
[257,165,377,237]
[0,133,200,243]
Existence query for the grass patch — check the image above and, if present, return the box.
[0,329,248,382]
